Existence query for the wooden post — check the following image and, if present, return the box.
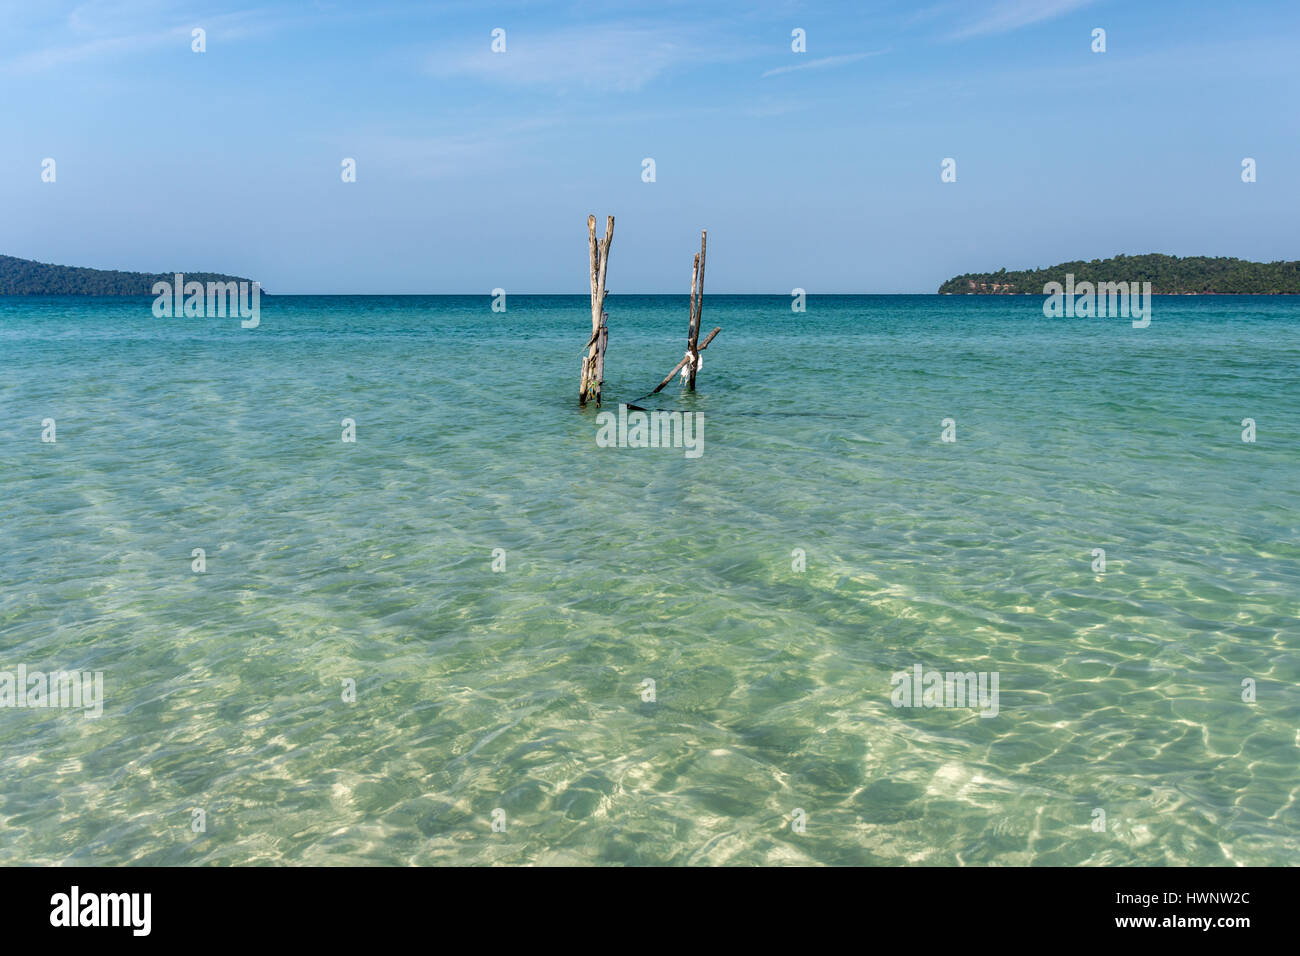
[650,326,720,394]
[579,215,614,407]
[649,229,719,394]
[592,313,608,407]
[688,230,706,390]
[688,255,699,360]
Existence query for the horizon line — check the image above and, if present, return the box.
[7,290,1299,297]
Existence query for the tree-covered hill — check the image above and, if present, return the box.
[0,255,260,295]
[939,254,1300,294]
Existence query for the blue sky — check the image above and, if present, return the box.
[2,0,1298,293]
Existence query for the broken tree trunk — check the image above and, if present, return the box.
[688,230,706,390]
[650,229,718,395]
[579,215,614,407]
[591,314,608,407]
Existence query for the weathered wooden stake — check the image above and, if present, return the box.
[580,214,614,407]
[651,229,719,394]
[688,230,706,390]
[592,313,608,406]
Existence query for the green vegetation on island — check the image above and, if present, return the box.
[0,255,259,295]
[939,254,1300,295]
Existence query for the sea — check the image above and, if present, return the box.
[1,293,1297,865]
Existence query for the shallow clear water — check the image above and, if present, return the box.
[1,293,1297,865]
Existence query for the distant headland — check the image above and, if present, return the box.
[939,254,1300,295]
[0,254,259,295]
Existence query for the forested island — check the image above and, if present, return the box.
[939,254,1300,294]
[0,254,258,295]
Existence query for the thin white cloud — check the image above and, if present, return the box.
[0,5,286,74]
[355,117,561,179]
[945,0,1098,40]
[760,49,888,79]
[426,22,748,92]
[4,26,184,73]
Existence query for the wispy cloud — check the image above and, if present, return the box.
[354,117,561,179]
[945,0,1098,40]
[4,26,182,73]
[1,4,285,74]
[426,22,748,92]
[760,49,889,79]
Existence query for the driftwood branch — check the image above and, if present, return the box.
[696,325,720,351]
[652,229,715,395]
[688,231,706,389]
[650,326,720,393]
[689,253,699,357]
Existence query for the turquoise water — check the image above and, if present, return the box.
[1,294,1297,865]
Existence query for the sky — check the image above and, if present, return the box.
[1,0,1298,293]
